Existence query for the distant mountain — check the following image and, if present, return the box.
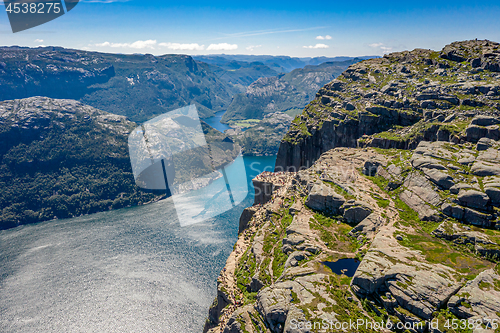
[221,60,363,122]
[195,59,279,92]
[0,46,238,123]
[193,54,379,72]
[194,55,306,73]
[300,55,379,66]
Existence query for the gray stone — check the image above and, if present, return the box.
[386,272,461,320]
[477,137,495,151]
[448,269,500,321]
[363,160,381,177]
[400,190,441,221]
[423,168,455,189]
[403,172,441,206]
[284,251,307,269]
[471,161,500,176]
[411,157,446,170]
[305,182,345,214]
[284,306,311,333]
[348,213,385,239]
[352,242,461,321]
[449,183,478,194]
[457,190,490,210]
[386,180,402,191]
[463,208,493,227]
[343,204,373,225]
[470,115,500,127]
[289,201,302,215]
[441,203,465,220]
[250,275,265,293]
[256,285,292,331]
[485,186,500,205]
[466,125,488,142]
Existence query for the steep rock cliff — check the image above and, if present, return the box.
[276,40,500,172]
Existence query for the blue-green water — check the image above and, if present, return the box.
[0,155,275,333]
[203,111,232,133]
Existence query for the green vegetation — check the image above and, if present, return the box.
[323,181,356,200]
[309,213,358,252]
[295,274,374,333]
[0,100,162,230]
[432,309,474,333]
[228,119,261,129]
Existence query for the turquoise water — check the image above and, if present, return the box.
[0,155,276,333]
[203,111,232,133]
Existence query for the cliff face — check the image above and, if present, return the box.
[276,39,500,172]
[204,40,500,333]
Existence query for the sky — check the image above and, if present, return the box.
[0,0,500,57]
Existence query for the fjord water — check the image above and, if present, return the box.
[0,155,276,333]
[203,111,232,133]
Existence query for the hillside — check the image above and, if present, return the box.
[221,60,363,123]
[193,58,280,91]
[203,40,500,333]
[0,46,238,122]
[229,112,293,156]
[0,97,239,230]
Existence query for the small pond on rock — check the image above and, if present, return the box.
[322,258,361,277]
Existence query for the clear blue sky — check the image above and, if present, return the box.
[1,0,499,57]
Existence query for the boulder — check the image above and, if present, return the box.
[457,190,490,210]
[441,203,465,220]
[305,182,345,214]
[423,168,455,190]
[284,251,307,269]
[466,125,488,142]
[352,247,460,321]
[448,269,500,321]
[343,203,373,225]
[471,161,500,176]
[449,183,479,194]
[403,172,441,206]
[470,115,500,127]
[386,271,462,320]
[400,190,441,221]
[477,137,495,151]
[411,157,446,170]
[256,284,292,332]
[485,186,500,205]
[363,161,381,176]
[463,208,494,227]
[348,214,385,239]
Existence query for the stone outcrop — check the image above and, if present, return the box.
[276,40,500,173]
[304,182,345,214]
[206,40,500,333]
[448,269,500,322]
